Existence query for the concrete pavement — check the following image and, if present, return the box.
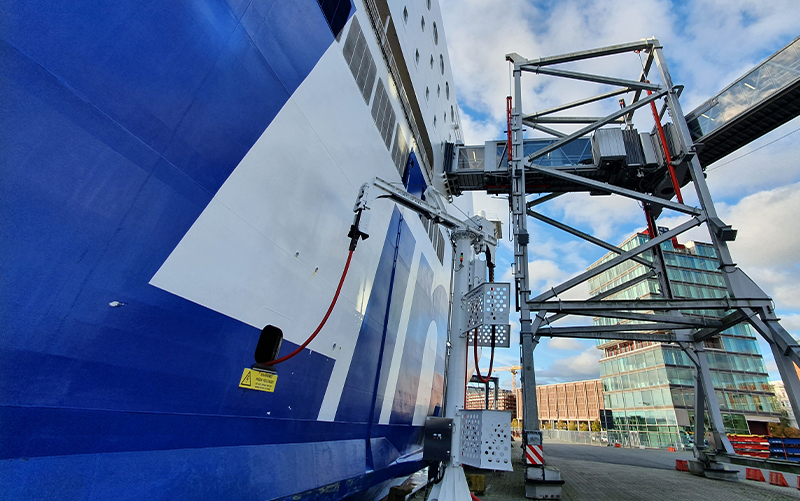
[409,437,800,500]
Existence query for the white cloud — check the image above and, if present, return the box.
[535,345,603,384]
[718,184,800,310]
[547,337,585,351]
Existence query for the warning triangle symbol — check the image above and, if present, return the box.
[241,371,252,386]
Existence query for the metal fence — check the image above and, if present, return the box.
[541,429,688,450]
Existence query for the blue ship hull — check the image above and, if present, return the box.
[1,1,451,499]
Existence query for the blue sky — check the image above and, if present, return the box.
[439,0,800,388]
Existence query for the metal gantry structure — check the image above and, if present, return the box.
[495,38,800,493]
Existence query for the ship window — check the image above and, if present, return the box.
[430,55,434,69]
[437,84,440,97]
[315,0,352,38]
[446,82,449,100]
[433,115,437,128]
[415,49,420,65]
[371,79,397,150]
[440,55,444,74]
[403,6,408,23]
[391,125,409,175]
[255,325,283,365]
[433,22,438,45]
[451,105,454,121]
[427,0,431,10]
[425,87,429,101]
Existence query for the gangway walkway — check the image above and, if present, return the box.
[685,35,800,166]
[446,36,800,198]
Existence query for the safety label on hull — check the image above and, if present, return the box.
[239,368,277,392]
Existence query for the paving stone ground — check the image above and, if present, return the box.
[409,437,800,501]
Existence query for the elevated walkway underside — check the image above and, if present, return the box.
[685,36,800,166]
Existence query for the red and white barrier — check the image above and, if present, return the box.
[526,444,544,465]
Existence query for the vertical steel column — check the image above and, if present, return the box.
[443,232,475,466]
[748,313,800,427]
[693,369,706,450]
[510,64,541,445]
[693,343,734,454]
[649,43,738,455]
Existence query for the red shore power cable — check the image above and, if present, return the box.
[507,96,513,163]
[267,249,355,366]
[474,327,496,384]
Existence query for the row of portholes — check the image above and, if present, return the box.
[403,2,437,45]
[415,50,446,78]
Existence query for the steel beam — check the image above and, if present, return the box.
[528,165,702,216]
[527,209,654,269]
[529,298,771,312]
[691,310,750,342]
[538,322,692,333]
[528,219,704,302]
[523,88,631,119]
[567,310,720,327]
[520,66,662,92]
[626,50,655,122]
[515,40,654,67]
[541,270,658,325]
[527,116,627,124]
[537,329,678,343]
[526,192,564,208]
[526,123,567,138]
[524,90,666,163]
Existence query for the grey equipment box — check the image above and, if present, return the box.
[423,417,453,462]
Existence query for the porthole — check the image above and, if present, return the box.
[437,84,441,97]
[444,112,447,123]
[415,49,420,64]
[421,16,425,31]
[446,82,450,100]
[440,55,444,74]
[433,115,437,127]
[451,105,454,121]
[430,55,434,69]
[427,0,431,10]
[426,87,429,101]
[403,7,408,23]
[433,22,438,45]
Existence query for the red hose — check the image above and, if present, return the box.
[474,327,496,384]
[643,206,657,240]
[646,86,683,204]
[471,493,483,501]
[507,96,513,163]
[267,250,354,366]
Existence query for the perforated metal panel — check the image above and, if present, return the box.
[463,283,510,347]
[459,410,513,471]
[468,324,510,348]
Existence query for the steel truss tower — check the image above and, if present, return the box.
[504,39,800,486]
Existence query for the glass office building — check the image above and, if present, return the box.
[589,232,780,449]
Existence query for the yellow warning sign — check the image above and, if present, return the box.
[239,368,277,393]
